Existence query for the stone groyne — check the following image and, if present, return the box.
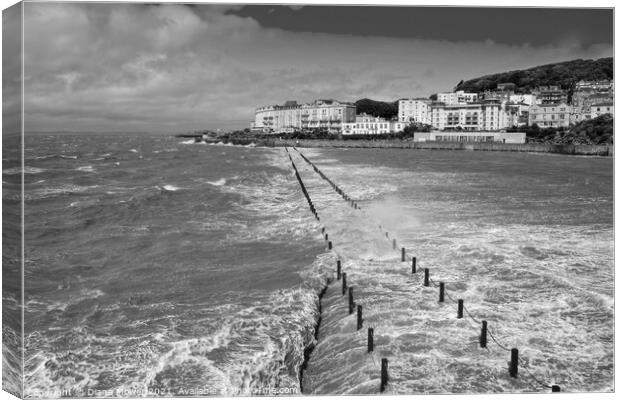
[217,138,613,156]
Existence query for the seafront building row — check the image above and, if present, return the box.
[398,81,614,129]
[251,80,614,134]
[252,99,356,134]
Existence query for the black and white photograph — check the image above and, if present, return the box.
[1,1,615,398]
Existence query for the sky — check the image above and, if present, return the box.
[3,3,614,133]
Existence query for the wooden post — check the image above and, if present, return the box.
[321,227,325,234]
[392,239,397,250]
[385,232,389,238]
[357,305,363,330]
[480,321,487,348]
[401,247,405,262]
[551,385,560,392]
[439,282,445,302]
[348,287,354,315]
[411,257,416,274]
[424,268,429,287]
[328,241,332,250]
[325,233,328,241]
[337,260,341,280]
[367,328,374,352]
[380,358,388,393]
[342,273,347,295]
[510,348,518,378]
[457,299,463,318]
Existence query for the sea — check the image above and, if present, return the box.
[2,132,613,397]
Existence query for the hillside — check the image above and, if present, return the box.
[354,98,398,119]
[454,57,613,93]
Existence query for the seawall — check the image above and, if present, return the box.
[217,138,613,156]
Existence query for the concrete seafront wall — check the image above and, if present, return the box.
[219,138,613,156]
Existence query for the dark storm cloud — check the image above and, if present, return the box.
[229,6,613,47]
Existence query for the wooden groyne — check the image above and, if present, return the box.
[287,146,565,394]
[215,137,613,156]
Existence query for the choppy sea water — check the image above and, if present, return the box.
[2,133,613,396]
[292,147,613,394]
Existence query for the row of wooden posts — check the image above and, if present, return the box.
[336,251,389,392]
[287,147,390,392]
[294,147,362,211]
[285,148,320,222]
[289,148,560,393]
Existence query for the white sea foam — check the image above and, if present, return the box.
[76,165,95,172]
[80,288,105,298]
[25,185,100,200]
[161,184,179,191]
[93,153,113,160]
[207,178,226,187]
[4,166,46,175]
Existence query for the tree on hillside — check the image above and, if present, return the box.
[354,98,398,119]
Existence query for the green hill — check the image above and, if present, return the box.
[454,57,613,93]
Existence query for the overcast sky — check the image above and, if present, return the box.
[6,3,614,133]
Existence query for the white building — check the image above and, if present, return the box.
[413,131,526,144]
[508,93,535,106]
[437,90,478,105]
[252,99,356,134]
[575,80,614,92]
[528,103,572,128]
[398,98,431,124]
[590,103,613,118]
[430,101,507,131]
[571,80,614,121]
[342,114,407,135]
